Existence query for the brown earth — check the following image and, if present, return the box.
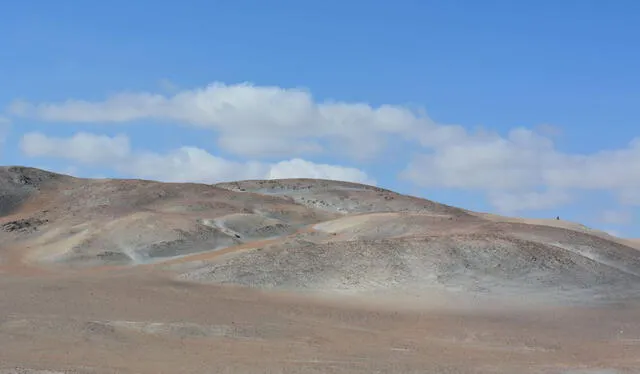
[1,166,640,373]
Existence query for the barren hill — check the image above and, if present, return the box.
[1,166,639,304]
[3,166,640,373]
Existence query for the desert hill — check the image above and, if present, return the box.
[1,165,639,305]
[4,166,640,373]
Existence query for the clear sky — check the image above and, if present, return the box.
[1,0,639,237]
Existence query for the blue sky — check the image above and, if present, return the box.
[1,0,639,237]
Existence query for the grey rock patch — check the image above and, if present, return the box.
[1,218,49,233]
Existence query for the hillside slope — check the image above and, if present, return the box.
[1,166,639,305]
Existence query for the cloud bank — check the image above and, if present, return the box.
[9,82,640,213]
[20,132,375,185]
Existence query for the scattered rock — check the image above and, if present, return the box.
[1,218,48,233]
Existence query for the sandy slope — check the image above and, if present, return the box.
[2,166,640,373]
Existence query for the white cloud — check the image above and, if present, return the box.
[404,128,553,191]
[268,159,375,185]
[216,135,323,158]
[18,132,374,185]
[403,127,640,211]
[8,82,427,160]
[8,82,640,212]
[411,129,558,187]
[124,147,267,183]
[21,132,131,164]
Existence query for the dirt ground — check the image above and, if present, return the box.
[1,267,640,374]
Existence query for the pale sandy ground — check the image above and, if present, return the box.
[2,264,640,374]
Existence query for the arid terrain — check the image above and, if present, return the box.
[2,166,640,373]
